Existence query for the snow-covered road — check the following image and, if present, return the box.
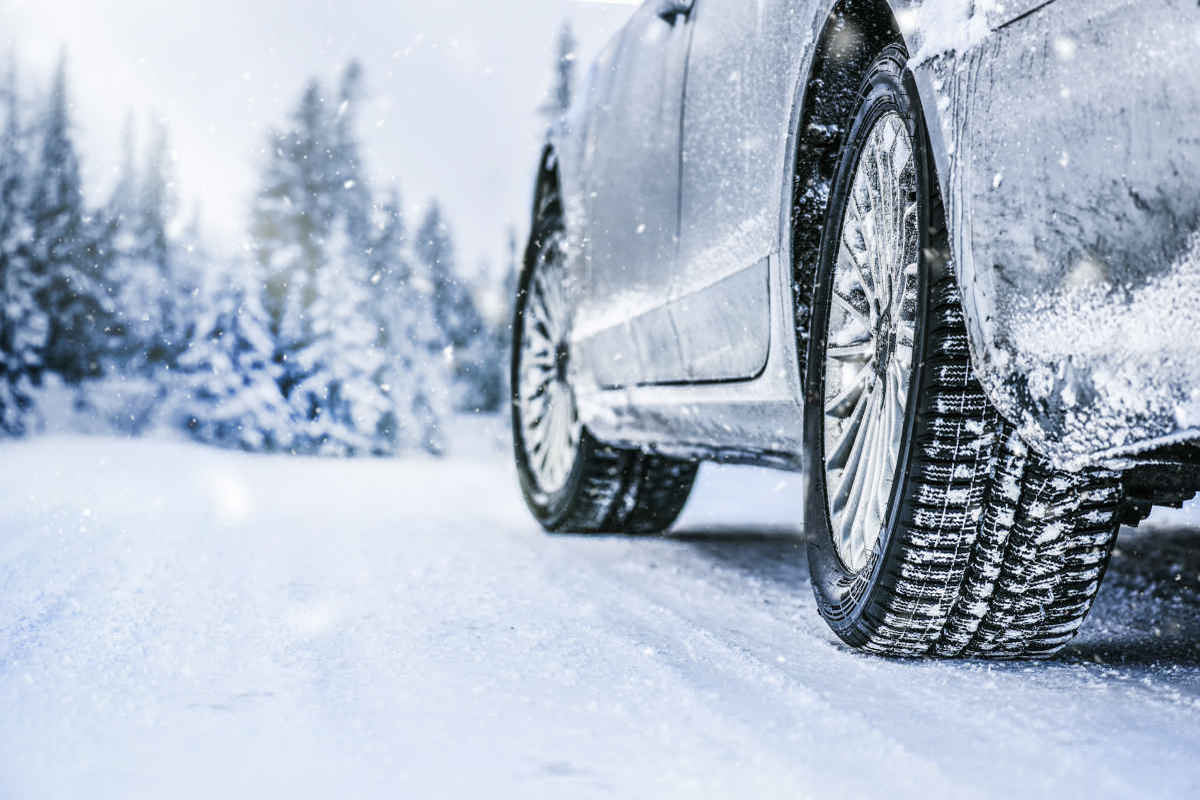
[2,424,1198,798]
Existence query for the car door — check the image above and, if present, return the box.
[668,0,800,383]
[576,0,694,388]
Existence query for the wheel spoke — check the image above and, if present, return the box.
[827,339,872,364]
[832,290,870,327]
[840,231,874,304]
[857,386,888,536]
[825,366,872,419]
[826,386,871,472]
[834,388,882,552]
[533,275,560,341]
[872,134,893,301]
[862,141,887,304]
[852,180,880,313]
[886,365,905,457]
[524,347,555,370]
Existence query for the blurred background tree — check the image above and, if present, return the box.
[0,54,517,456]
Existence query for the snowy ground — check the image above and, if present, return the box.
[2,418,1198,798]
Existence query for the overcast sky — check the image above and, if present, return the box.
[0,0,637,277]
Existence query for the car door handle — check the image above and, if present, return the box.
[656,0,694,25]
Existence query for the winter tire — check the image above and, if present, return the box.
[512,175,698,534]
[803,45,1124,658]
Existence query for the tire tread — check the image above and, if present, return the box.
[852,275,1122,659]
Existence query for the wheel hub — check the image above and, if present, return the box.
[821,111,921,573]
[554,341,570,383]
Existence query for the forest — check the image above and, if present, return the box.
[0,49,548,456]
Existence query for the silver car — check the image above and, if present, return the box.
[509,0,1200,657]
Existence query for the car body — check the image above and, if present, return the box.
[540,0,1200,475]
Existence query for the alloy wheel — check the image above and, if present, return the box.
[821,111,921,572]
[516,230,582,495]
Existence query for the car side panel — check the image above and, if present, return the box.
[914,0,1200,466]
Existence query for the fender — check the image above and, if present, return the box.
[900,0,1200,469]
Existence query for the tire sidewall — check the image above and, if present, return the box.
[803,48,935,640]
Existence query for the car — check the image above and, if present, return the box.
[509,0,1200,658]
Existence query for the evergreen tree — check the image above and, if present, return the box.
[0,57,46,434]
[105,112,157,372]
[171,207,209,348]
[469,258,506,414]
[176,260,293,451]
[492,226,521,415]
[540,21,577,122]
[251,79,337,396]
[368,189,450,454]
[415,201,483,352]
[414,201,492,412]
[332,60,372,248]
[99,113,193,431]
[502,226,520,324]
[30,55,111,383]
[287,217,389,455]
[110,113,137,220]
[135,118,186,369]
[250,64,468,454]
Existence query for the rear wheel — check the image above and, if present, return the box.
[512,176,697,534]
[803,46,1123,657]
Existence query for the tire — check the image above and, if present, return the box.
[511,174,698,535]
[803,45,1123,658]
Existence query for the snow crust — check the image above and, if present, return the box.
[1004,232,1200,465]
[904,0,996,64]
[2,428,1199,798]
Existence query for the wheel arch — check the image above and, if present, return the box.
[788,0,955,381]
[524,143,572,281]
[529,133,594,286]
[529,145,560,234]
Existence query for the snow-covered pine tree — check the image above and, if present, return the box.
[482,226,521,424]
[134,118,186,371]
[109,112,137,224]
[540,21,577,124]
[175,259,293,451]
[467,256,506,414]
[76,113,202,434]
[501,226,520,327]
[251,79,338,398]
[489,226,522,414]
[171,207,209,350]
[414,201,493,413]
[30,56,112,384]
[287,217,389,455]
[104,113,158,373]
[0,57,47,435]
[368,188,450,454]
[331,60,372,250]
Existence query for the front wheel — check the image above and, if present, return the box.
[803,45,1123,658]
[511,176,697,534]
